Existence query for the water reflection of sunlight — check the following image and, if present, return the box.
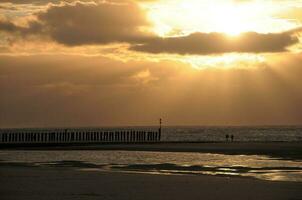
[1,150,302,182]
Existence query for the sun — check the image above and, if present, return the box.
[209,4,247,36]
[144,0,296,37]
[176,1,250,36]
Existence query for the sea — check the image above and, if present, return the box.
[0,126,302,182]
[1,125,302,142]
[160,126,302,142]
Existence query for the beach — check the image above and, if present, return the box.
[1,142,302,200]
[1,164,302,200]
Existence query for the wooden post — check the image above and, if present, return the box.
[159,118,162,142]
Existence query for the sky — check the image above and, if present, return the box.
[0,0,302,127]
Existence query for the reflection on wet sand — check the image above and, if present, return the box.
[109,163,302,182]
[1,148,302,182]
[1,159,302,182]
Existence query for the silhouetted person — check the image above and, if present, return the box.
[226,134,229,142]
[231,135,234,142]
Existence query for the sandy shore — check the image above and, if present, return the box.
[0,164,302,200]
[2,142,302,160]
[1,143,302,199]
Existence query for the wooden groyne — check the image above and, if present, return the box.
[0,128,161,146]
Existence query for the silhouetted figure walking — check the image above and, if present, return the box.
[231,135,234,142]
[226,134,229,142]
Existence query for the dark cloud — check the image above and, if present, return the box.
[131,31,300,55]
[0,19,41,35]
[0,20,21,32]
[0,1,153,45]
[0,0,47,4]
[38,1,153,45]
[0,0,154,4]
[0,0,96,5]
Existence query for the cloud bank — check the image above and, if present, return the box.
[131,32,300,55]
[1,54,302,127]
[0,1,300,54]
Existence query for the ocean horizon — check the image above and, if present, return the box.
[1,125,302,142]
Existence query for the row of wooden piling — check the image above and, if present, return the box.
[0,129,161,144]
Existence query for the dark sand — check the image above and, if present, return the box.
[3,142,302,160]
[1,165,302,200]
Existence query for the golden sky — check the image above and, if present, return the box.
[0,0,302,127]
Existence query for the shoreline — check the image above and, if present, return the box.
[1,142,302,160]
[1,142,302,199]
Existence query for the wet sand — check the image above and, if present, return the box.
[1,143,302,199]
[2,142,302,160]
[0,164,302,200]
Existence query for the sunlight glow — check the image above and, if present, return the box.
[182,54,266,70]
[144,0,300,37]
[136,0,302,69]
